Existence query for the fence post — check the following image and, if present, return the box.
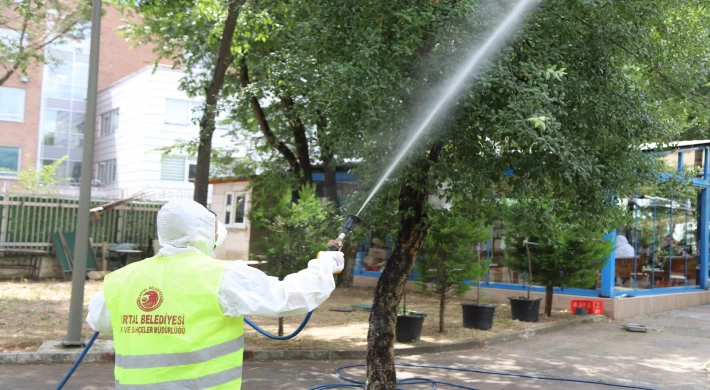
[117,208,125,243]
[0,191,8,246]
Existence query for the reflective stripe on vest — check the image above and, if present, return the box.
[104,253,244,389]
[115,336,244,369]
[115,366,242,389]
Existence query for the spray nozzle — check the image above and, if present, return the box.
[342,215,360,235]
[328,215,361,251]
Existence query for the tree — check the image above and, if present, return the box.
[0,0,89,85]
[416,210,489,333]
[118,0,248,206]
[249,183,341,334]
[359,0,707,386]
[1,155,67,193]
[152,0,709,388]
[214,0,457,287]
[504,198,613,317]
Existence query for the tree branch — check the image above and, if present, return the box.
[316,114,339,205]
[281,96,313,186]
[239,58,301,177]
[0,0,29,86]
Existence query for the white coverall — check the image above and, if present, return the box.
[87,200,343,335]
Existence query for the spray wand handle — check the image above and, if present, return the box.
[327,215,361,251]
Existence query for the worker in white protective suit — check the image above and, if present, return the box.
[86,200,343,389]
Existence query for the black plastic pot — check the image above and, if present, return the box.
[396,314,426,343]
[508,297,541,322]
[461,303,496,330]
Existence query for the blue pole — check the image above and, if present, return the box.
[669,195,674,286]
[685,198,689,287]
[701,148,710,289]
[652,185,657,289]
[633,191,639,291]
[701,188,709,289]
[600,230,617,297]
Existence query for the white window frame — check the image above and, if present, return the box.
[96,159,116,185]
[160,156,197,182]
[187,159,197,182]
[99,108,119,136]
[224,191,248,228]
[164,98,230,129]
[0,146,20,179]
[0,86,26,122]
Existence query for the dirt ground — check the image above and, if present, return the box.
[0,280,104,352]
[0,281,575,352]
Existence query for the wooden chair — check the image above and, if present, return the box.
[615,257,646,287]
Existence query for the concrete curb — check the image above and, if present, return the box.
[0,316,603,364]
[0,339,115,365]
[243,315,604,361]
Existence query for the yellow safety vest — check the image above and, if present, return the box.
[104,252,244,389]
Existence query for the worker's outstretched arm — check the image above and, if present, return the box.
[218,252,344,318]
[86,291,113,335]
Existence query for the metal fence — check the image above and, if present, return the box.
[0,192,164,254]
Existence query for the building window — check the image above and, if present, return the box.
[0,28,21,56]
[160,156,197,181]
[164,98,229,128]
[224,192,247,227]
[100,108,119,136]
[160,156,186,181]
[188,162,197,182]
[0,146,20,178]
[96,159,116,185]
[165,99,191,125]
[0,87,25,122]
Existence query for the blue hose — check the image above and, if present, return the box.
[55,312,314,388]
[308,362,657,390]
[55,331,99,390]
[244,311,314,340]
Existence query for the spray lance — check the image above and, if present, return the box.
[328,215,361,251]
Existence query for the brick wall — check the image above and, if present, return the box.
[0,62,43,187]
[98,6,167,91]
[1,5,169,182]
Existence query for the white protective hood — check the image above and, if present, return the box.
[156,200,224,257]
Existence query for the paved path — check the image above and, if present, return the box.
[2,305,709,389]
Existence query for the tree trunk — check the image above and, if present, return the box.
[545,285,553,317]
[365,141,444,390]
[322,153,340,206]
[438,260,447,333]
[338,240,357,287]
[282,97,313,186]
[278,317,284,336]
[439,283,446,333]
[192,0,244,205]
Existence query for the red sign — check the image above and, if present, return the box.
[137,287,163,312]
[570,299,604,315]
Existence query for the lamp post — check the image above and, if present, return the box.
[62,0,101,347]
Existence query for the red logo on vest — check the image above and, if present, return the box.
[137,287,163,312]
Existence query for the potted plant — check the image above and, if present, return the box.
[416,210,490,332]
[395,291,427,343]
[461,257,496,330]
[504,198,614,320]
[505,236,543,322]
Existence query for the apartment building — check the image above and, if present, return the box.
[92,65,242,201]
[0,7,160,190]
